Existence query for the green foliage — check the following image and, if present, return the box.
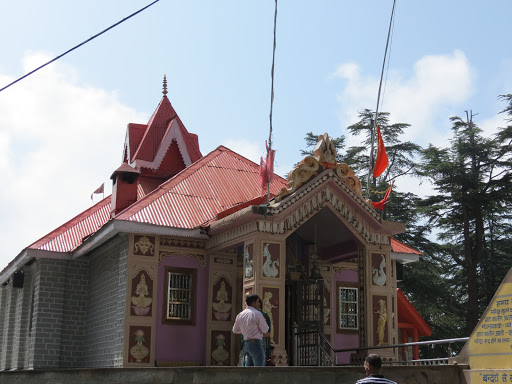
[417,100,512,334]
[298,98,512,355]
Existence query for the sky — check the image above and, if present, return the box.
[0,0,511,271]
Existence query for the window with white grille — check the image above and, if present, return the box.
[338,286,358,330]
[163,267,196,324]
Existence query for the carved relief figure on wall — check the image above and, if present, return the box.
[375,299,388,346]
[211,333,230,365]
[262,291,277,343]
[212,280,232,321]
[131,271,153,316]
[372,253,387,286]
[133,235,155,256]
[263,243,279,278]
[128,326,151,363]
[245,243,253,278]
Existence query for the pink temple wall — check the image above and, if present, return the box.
[155,255,209,364]
[332,268,359,365]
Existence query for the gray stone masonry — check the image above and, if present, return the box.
[58,258,89,368]
[30,259,68,369]
[0,285,6,368]
[24,266,36,369]
[0,365,468,384]
[84,234,128,368]
[0,282,17,370]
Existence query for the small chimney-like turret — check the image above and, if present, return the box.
[110,163,140,216]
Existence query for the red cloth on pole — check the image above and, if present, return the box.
[373,125,389,177]
[372,181,394,210]
[259,141,275,194]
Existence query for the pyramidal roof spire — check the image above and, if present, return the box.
[162,74,168,97]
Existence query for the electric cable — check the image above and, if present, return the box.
[0,0,160,94]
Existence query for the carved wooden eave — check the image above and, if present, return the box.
[205,133,405,250]
[205,170,404,250]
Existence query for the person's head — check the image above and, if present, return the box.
[246,294,261,309]
[364,354,382,375]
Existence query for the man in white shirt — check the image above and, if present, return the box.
[232,294,269,366]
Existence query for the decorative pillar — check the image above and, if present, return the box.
[364,245,397,362]
[242,234,287,365]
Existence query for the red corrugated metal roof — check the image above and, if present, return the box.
[28,197,112,253]
[115,146,287,228]
[133,96,177,161]
[391,238,422,255]
[127,123,147,162]
[26,146,286,253]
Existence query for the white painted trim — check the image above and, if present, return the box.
[0,249,72,286]
[131,119,192,170]
[0,220,208,285]
[391,252,420,264]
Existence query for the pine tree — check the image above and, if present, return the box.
[418,99,512,334]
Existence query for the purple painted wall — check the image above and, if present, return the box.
[155,255,208,364]
[332,268,359,364]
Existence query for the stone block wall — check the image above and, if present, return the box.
[29,259,68,369]
[12,268,32,369]
[59,259,89,368]
[83,234,128,368]
[0,233,129,370]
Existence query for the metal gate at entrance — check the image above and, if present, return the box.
[286,279,326,365]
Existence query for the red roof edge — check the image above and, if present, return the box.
[391,238,423,255]
[28,196,112,250]
[215,194,275,221]
[397,288,432,336]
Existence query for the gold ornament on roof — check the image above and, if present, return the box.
[163,75,168,97]
[276,133,364,201]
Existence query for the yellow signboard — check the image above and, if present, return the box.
[470,370,512,383]
[469,282,512,370]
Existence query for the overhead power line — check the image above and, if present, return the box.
[0,0,160,94]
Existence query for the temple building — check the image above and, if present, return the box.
[0,79,428,369]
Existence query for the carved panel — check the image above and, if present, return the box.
[372,295,388,346]
[211,276,233,322]
[371,253,388,286]
[213,257,233,265]
[210,330,231,366]
[133,235,155,256]
[160,237,205,249]
[128,325,151,364]
[159,251,205,267]
[262,242,280,278]
[324,285,331,326]
[244,243,254,279]
[261,286,280,345]
[130,269,153,317]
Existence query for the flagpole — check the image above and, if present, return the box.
[267,0,278,203]
[367,0,396,196]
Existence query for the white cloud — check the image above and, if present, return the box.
[223,138,263,164]
[0,51,147,271]
[333,50,474,148]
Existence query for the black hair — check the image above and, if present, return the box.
[365,354,382,369]
[246,294,260,306]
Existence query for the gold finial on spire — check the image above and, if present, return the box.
[162,74,168,97]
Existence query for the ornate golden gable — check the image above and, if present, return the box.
[276,133,364,202]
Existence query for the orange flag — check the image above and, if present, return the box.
[373,125,389,177]
[372,181,394,210]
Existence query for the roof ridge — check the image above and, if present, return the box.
[114,147,227,218]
